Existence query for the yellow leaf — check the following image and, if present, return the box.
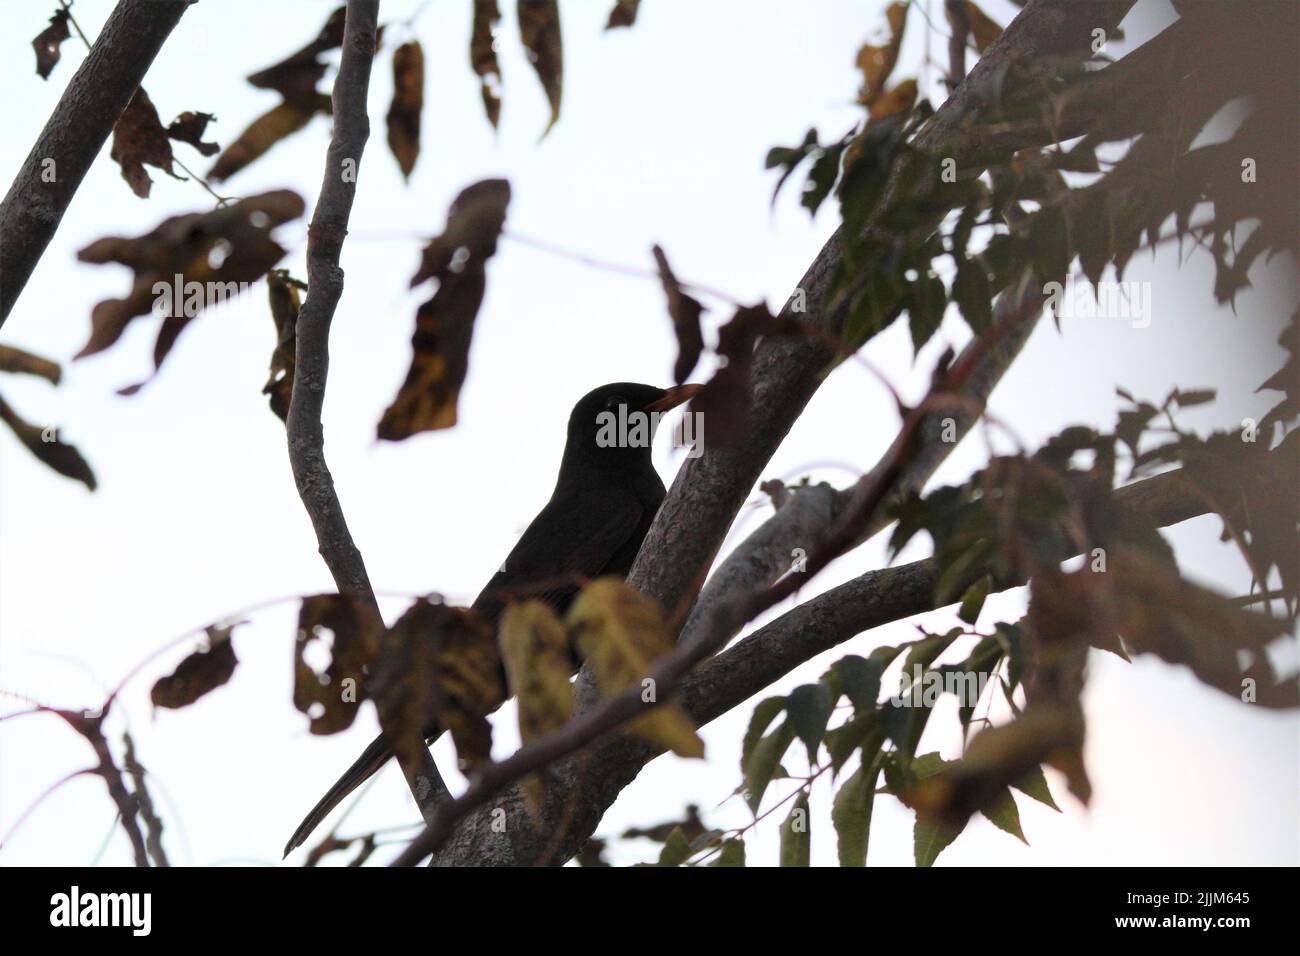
[566,579,704,759]
[499,601,575,743]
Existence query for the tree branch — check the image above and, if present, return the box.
[285,0,449,829]
[418,0,1138,867]
[0,0,194,329]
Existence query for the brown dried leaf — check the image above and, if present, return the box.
[1105,549,1295,706]
[378,179,511,439]
[32,8,71,80]
[150,625,239,709]
[567,578,704,759]
[964,0,1003,54]
[0,394,96,490]
[371,601,504,773]
[869,78,918,121]
[0,344,61,384]
[75,190,304,377]
[855,1,908,108]
[386,41,424,180]
[247,5,346,104]
[209,98,328,182]
[471,0,503,128]
[294,595,383,735]
[652,245,705,385]
[111,88,182,199]
[518,0,563,133]
[605,0,640,30]
[166,111,220,157]
[263,270,304,422]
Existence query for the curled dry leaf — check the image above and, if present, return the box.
[470,0,503,128]
[498,600,575,744]
[166,111,221,157]
[692,303,799,447]
[855,1,908,109]
[0,394,96,490]
[294,594,383,735]
[370,600,504,773]
[386,41,425,180]
[378,178,511,440]
[75,190,305,389]
[32,7,71,80]
[263,269,304,422]
[605,0,640,30]
[518,0,563,134]
[566,578,705,759]
[210,98,331,182]
[0,344,61,384]
[111,88,185,199]
[150,625,239,710]
[652,245,705,385]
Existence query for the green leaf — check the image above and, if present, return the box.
[1170,387,1216,408]
[957,573,992,624]
[907,273,948,353]
[745,720,796,812]
[710,838,746,867]
[832,762,880,866]
[980,788,1028,844]
[803,143,847,216]
[833,654,885,711]
[787,683,834,763]
[952,258,993,334]
[914,814,963,867]
[1011,765,1060,811]
[826,710,883,775]
[741,696,787,774]
[657,826,691,867]
[779,792,812,866]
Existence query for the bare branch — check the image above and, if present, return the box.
[284,0,449,827]
[0,0,193,329]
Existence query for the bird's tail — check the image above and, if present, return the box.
[283,733,392,858]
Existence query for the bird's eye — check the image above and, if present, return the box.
[604,394,626,410]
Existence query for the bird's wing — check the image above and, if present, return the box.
[472,484,648,618]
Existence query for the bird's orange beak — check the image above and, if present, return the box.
[644,383,703,413]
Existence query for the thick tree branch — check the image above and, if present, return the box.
[0,0,193,329]
[285,0,448,828]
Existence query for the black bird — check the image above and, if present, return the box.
[283,381,700,857]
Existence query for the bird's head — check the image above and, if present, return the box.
[563,381,701,468]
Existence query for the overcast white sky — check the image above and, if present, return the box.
[1,0,1295,867]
